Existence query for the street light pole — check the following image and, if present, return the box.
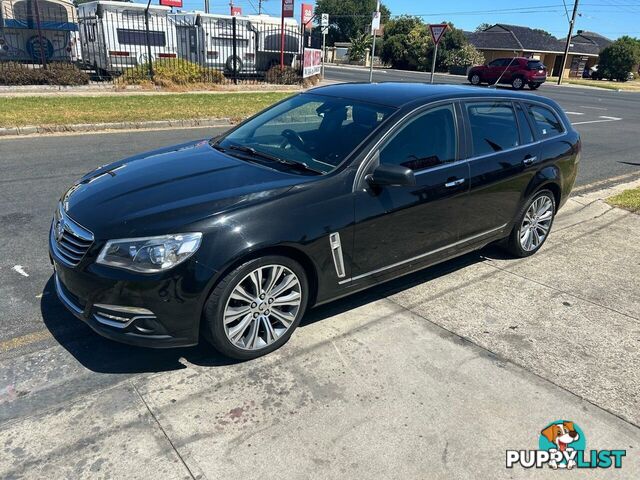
[369,0,380,83]
[558,0,580,85]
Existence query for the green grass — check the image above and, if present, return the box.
[607,187,640,213]
[0,92,292,128]
[548,76,640,91]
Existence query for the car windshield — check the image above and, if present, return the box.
[214,93,395,174]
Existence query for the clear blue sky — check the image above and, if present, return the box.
[164,0,639,39]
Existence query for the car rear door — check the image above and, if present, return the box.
[460,99,540,239]
[484,59,504,83]
[350,103,469,282]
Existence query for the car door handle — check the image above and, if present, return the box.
[523,156,538,166]
[444,178,466,188]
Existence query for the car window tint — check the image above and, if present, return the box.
[488,59,502,67]
[527,105,564,138]
[379,105,457,171]
[515,103,535,144]
[466,101,519,156]
[527,60,545,70]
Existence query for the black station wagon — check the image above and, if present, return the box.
[51,83,580,359]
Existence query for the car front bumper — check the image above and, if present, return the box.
[50,231,215,349]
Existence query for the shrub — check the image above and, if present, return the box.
[444,44,485,68]
[348,32,371,63]
[119,59,225,86]
[597,36,640,82]
[265,65,301,85]
[0,62,89,86]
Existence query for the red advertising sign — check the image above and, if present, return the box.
[231,6,242,16]
[301,3,313,29]
[303,48,322,78]
[159,0,182,7]
[282,0,294,18]
[429,23,448,45]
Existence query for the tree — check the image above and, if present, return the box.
[444,44,485,68]
[314,0,391,45]
[597,36,640,81]
[380,16,430,70]
[475,23,491,32]
[348,32,371,63]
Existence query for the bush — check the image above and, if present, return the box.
[0,62,89,86]
[348,32,371,63]
[119,59,225,86]
[597,36,640,82]
[265,65,301,85]
[444,44,485,68]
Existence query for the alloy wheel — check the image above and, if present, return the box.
[471,74,480,85]
[223,264,302,350]
[512,77,524,89]
[519,195,554,252]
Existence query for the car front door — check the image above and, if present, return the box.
[350,103,469,283]
[460,100,540,239]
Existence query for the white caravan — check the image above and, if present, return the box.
[77,1,178,74]
[0,0,79,62]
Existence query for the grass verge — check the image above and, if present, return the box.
[607,187,640,213]
[0,92,293,128]
[549,76,640,92]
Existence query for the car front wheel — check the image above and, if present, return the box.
[469,73,482,85]
[203,255,309,360]
[506,189,556,257]
[511,76,525,90]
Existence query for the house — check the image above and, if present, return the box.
[466,24,612,77]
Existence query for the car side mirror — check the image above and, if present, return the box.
[366,164,416,188]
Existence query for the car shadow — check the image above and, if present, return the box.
[41,245,507,374]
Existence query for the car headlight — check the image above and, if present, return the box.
[96,233,202,273]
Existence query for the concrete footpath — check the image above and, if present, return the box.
[1,182,639,479]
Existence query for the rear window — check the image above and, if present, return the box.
[117,28,166,47]
[527,61,545,70]
[466,102,519,156]
[527,104,564,138]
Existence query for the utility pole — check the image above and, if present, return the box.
[204,0,210,14]
[558,0,579,85]
[258,0,263,15]
[369,0,380,83]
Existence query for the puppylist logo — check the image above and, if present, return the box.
[506,420,626,470]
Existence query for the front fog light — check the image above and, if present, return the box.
[97,233,202,273]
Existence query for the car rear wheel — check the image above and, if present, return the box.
[505,189,556,258]
[511,76,525,90]
[203,255,309,360]
[469,73,482,85]
[529,82,541,90]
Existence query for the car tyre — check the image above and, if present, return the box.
[529,82,541,90]
[505,189,556,258]
[469,73,482,86]
[203,255,309,360]
[511,76,525,90]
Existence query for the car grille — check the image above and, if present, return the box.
[52,204,94,267]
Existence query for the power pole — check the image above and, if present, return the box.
[258,0,263,15]
[558,0,579,85]
[369,0,380,83]
[204,0,210,14]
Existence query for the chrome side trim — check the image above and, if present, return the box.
[329,232,346,278]
[54,274,84,315]
[338,223,507,285]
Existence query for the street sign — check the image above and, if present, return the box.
[230,6,242,16]
[159,0,182,7]
[301,3,313,29]
[371,11,381,34]
[429,23,448,45]
[282,0,294,18]
[321,13,329,27]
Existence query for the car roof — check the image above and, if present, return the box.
[306,82,552,109]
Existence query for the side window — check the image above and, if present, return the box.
[379,104,457,171]
[527,104,564,138]
[515,103,535,144]
[466,101,520,156]
[488,59,502,67]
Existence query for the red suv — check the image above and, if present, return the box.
[468,57,547,90]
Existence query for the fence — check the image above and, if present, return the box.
[0,0,322,85]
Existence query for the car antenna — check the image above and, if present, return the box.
[489,51,519,89]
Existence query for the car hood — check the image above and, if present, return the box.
[61,140,306,239]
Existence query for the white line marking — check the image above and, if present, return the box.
[572,116,622,126]
[580,106,608,110]
[564,111,585,115]
[12,265,29,277]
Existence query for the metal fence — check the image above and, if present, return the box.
[0,0,321,85]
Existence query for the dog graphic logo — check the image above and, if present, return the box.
[540,421,582,469]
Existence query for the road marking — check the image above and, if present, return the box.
[0,329,52,353]
[12,265,29,277]
[564,111,584,115]
[572,116,622,126]
[580,105,608,110]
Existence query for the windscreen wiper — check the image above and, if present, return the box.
[227,145,323,175]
